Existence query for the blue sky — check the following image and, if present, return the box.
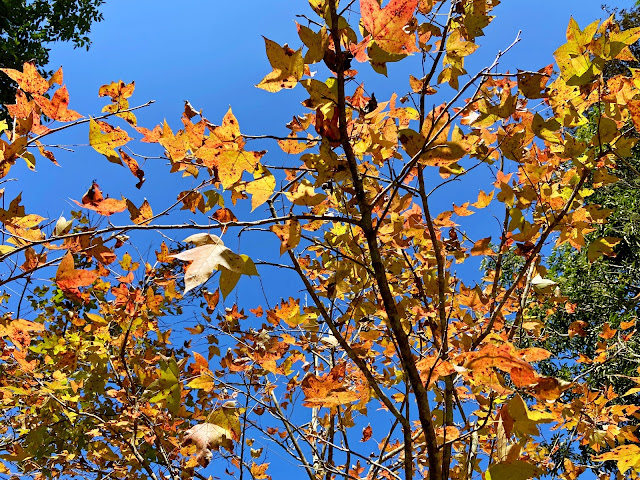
[7,0,636,362]
[4,0,637,477]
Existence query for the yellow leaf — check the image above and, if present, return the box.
[187,375,215,391]
[587,237,620,263]
[270,219,301,255]
[284,180,325,206]
[486,460,542,480]
[89,118,131,163]
[594,444,640,474]
[256,37,304,93]
[246,166,275,211]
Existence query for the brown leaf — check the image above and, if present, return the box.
[360,424,373,442]
[119,149,145,188]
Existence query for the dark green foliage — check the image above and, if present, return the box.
[0,0,105,122]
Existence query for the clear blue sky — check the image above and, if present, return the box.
[7,0,636,477]
[10,0,635,353]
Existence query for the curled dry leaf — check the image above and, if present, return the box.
[74,181,127,216]
[183,422,234,467]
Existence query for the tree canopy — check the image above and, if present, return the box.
[0,0,105,123]
[1,2,640,480]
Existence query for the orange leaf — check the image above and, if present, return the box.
[453,202,473,217]
[361,424,373,442]
[270,219,301,255]
[118,149,145,188]
[361,0,419,55]
[250,462,270,480]
[471,237,493,256]
[73,197,127,216]
[34,86,82,122]
[301,362,361,407]
[1,62,49,94]
[465,343,538,387]
[600,323,616,339]
[55,252,98,294]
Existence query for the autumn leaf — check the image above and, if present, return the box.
[361,0,419,55]
[270,219,301,255]
[465,344,539,388]
[470,237,493,256]
[256,37,304,92]
[1,62,49,95]
[595,444,640,474]
[472,189,494,208]
[587,237,620,263]
[277,134,309,154]
[246,166,275,211]
[507,394,553,436]
[34,86,82,122]
[171,234,256,294]
[73,194,127,216]
[361,424,373,442]
[486,460,542,480]
[285,180,325,206]
[301,362,361,407]
[127,199,153,224]
[89,118,131,163]
[99,80,137,125]
[250,462,270,480]
[55,251,98,295]
[211,149,265,189]
[119,149,145,188]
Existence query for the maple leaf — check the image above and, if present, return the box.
[256,37,304,92]
[171,234,255,294]
[587,236,620,263]
[127,199,153,224]
[34,86,82,122]
[89,118,131,163]
[594,444,640,474]
[361,0,419,55]
[99,80,137,124]
[250,462,270,480]
[206,148,266,190]
[1,62,49,95]
[55,251,98,296]
[301,362,362,407]
[270,219,301,255]
[285,180,325,206]
[245,166,275,211]
[464,344,539,388]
